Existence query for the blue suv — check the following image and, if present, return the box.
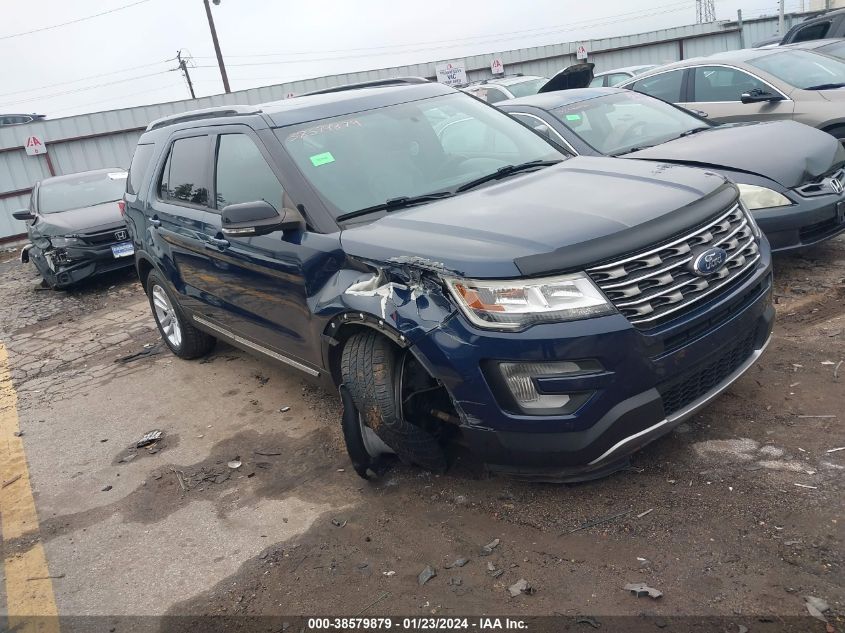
[123,78,774,481]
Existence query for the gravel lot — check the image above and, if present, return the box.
[0,238,842,630]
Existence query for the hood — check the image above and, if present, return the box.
[32,201,125,237]
[341,156,733,279]
[626,120,845,188]
[538,63,595,93]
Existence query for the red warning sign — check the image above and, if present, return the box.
[24,135,47,156]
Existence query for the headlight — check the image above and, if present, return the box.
[737,184,792,210]
[444,273,614,330]
[50,236,82,247]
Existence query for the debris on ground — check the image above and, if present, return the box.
[486,562,496,572]
[418,565,436,586]
[115,343,163,364]
[636,508,653,518]
[26,574,65,581]
[254,374,269,386]
[279,406,290,413]
[794,483,818,489]
[805,596,830,622]
[135,429,163,448]
[480,538,500,556]
[826,447,845,454]
[563,510,632,535]
[101,485,112,492]
[331,518,347,528]
[355,591,390,616]
[227,459,242,469]
[508,579,534,597]
[447,577,462,586]
[624,582,663,599]
[444,558,468,569]
[2,473,22,488]
[254,448,283,456]
[382,571,395,577]
[575,617,601,629]
[13,430,23,437]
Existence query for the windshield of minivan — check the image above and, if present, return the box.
[551,91,712,156]
[38,171,127,214]
[278,92,563,216]
[748,49,845,89]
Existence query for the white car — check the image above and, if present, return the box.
[588,64,658,87]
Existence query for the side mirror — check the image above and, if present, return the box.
[684,108,709,118]
[12,209,34,221]
[533,123,552,136]
[741,89,782,104]
[220,200,304,237]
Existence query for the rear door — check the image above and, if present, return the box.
[147,133,221,313]
[197,127,324,368]
[681,65,794,123]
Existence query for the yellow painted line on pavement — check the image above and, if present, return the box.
[0,342,60,632]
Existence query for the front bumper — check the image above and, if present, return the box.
[30,241,134,288]
[412,245,774,480]
[754,192,845,252]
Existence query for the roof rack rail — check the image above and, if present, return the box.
[146,105,261,131]
[301,77,431,96]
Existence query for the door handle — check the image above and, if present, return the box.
[205,237,230,250]
[149,217,161,228]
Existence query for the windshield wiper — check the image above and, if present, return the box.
[611,146,654,156]
[805,82,845,90]
[678,126,711,138]
[336,191,454,222]
[455,160,562,193]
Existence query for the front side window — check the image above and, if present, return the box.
[215,134,284,211]
[277,92,562,216]
[551,90,711,156]
[606,73,633,86]
[482,87,509,104]
[38,171,128,214]
[631,70,684,102]
[159,135,210,206]
[692,66,770,102]
[507,77,549,98]
[748,49,845,89]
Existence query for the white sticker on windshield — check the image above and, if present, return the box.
[107,172,128,180]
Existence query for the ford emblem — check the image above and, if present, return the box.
[690,247,728,277]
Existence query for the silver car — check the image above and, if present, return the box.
[782,38,845,62]
[588,64,658,87]
[617,48,845,144]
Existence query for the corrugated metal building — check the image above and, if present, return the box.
[0,11,816,240]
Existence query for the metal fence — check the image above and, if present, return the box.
[0,11,814,240]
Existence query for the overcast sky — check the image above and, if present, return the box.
[1,0,797,119]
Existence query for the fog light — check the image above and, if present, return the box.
[499,361,593,411]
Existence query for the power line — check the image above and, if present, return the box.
[0,0,154,41]
[0,70,174,108]
[192,0,695,62]
[48,81,185,116]
[0,58,176,99]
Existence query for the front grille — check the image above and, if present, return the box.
[794,167,845,198]
[79,228,127,246]
[658,326,759,416]
[587,204,760,328]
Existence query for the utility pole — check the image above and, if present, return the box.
[696,0,716,23]
[177,50,196,99]
[737,9,745,48]
[778,0,785,34]
[203,0,231,93]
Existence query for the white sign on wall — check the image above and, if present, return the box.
[435,61,468,87]
[576,45,589,60]
[490,57,505,75]
[24,135,47,156]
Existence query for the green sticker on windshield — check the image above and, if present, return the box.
[565,114,581,121]
[309,152,335,167]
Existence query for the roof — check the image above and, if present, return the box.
[781,38,845,50]
[473,75,546,87]
[627,46,790,77]
[503,87,626,110]
[595,64,657,76]
[39,167,125,185]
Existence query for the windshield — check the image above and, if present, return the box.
[507,77,549,98]
[278,92,562,216]
[748,49,845,89]
[550,91,711,156]
[38,171,127,214]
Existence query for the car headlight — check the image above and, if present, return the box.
[737,184,792,210]
[444,273,614,330]
[50,236,82,247]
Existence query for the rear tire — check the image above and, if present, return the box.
[341,331,447,474]
[146,270,215,359]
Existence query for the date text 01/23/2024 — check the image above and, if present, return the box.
[306,618,528,630]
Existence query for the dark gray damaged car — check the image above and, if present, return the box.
[15,168,135,289]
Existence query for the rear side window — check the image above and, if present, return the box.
[589,76,605,87]
[159,136,210,206]
[631,70,684,102]
[791,21,831,43]
[127,143,155,195]
[215,134,284,211]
